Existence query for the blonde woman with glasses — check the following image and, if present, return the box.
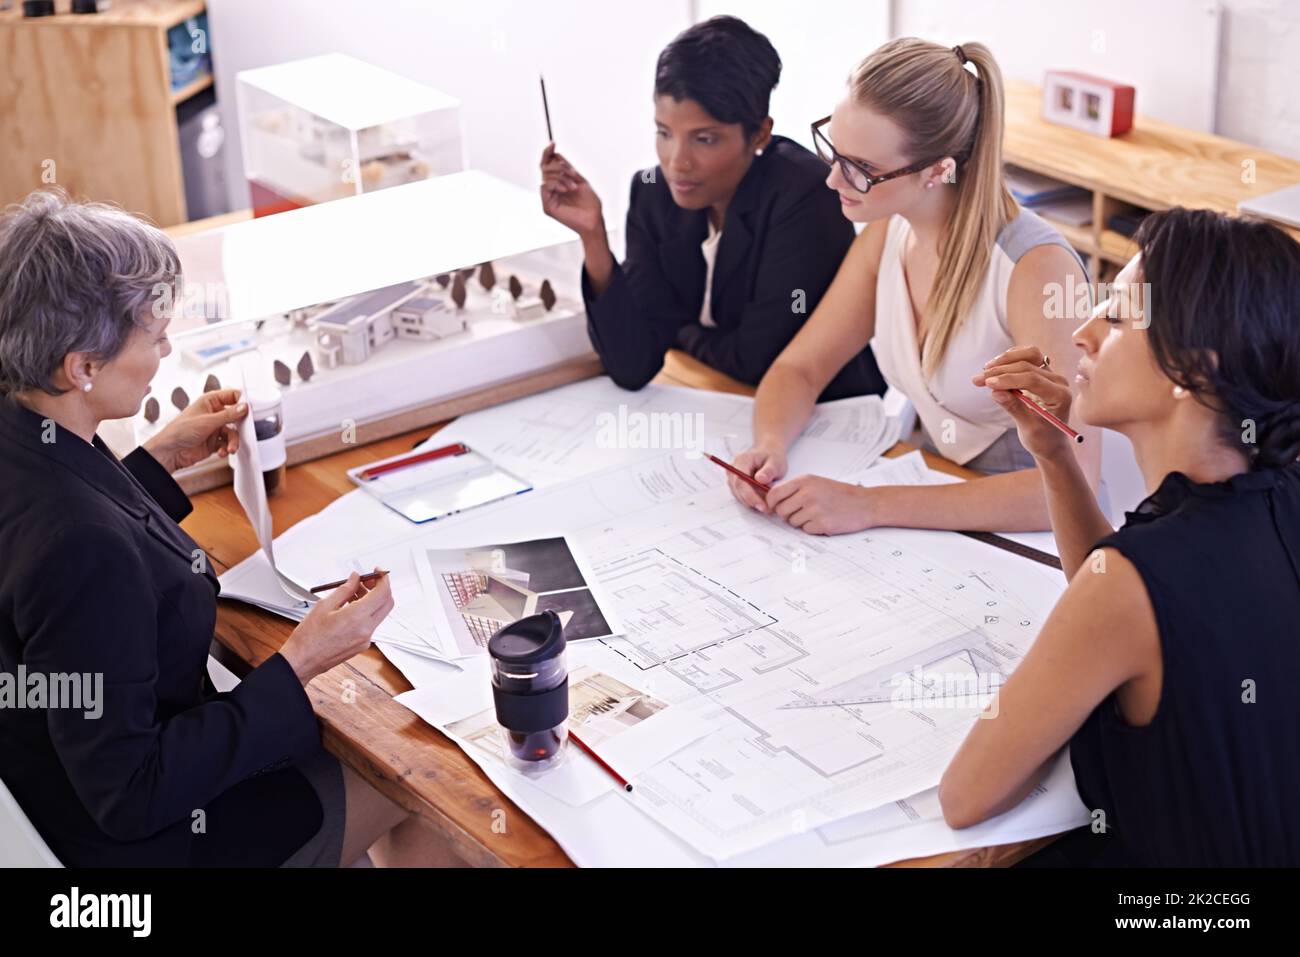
[726,39,1100,535]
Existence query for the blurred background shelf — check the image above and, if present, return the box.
[1004,78,1300,283]
[0,0,218,227]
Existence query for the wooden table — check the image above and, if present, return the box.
[185,349,1056,867]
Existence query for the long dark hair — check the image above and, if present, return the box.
[1135,207,1300,470]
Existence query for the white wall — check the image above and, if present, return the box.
[1215,0,1300,159]
[893,0,1224,132]
[697,0,891,150]
[206,0,1299,226]
[207,0,693,238]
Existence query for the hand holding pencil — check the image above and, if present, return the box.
[972,345,1083,460]
[279,568,395,686]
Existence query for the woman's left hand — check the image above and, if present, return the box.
[765,475,878,536]
[144,388,248,473]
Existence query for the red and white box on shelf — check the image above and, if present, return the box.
[1041,70,1135,138]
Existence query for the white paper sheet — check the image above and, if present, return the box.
[397,657,1088,867]
[223,373,317,612]
[400,663,713,807]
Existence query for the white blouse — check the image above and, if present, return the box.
[698,220,722,328]
[871,208,1083,466]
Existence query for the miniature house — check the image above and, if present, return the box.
[391,297,467,341]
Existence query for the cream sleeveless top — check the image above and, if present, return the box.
[871,208,1085,466]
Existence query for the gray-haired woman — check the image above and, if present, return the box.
[0,190,455,867]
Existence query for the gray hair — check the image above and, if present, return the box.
[0,189,180,397]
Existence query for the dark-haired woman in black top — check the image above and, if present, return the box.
[539,15,884,399]
[940,207,1300,866]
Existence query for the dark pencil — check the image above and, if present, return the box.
[309,570,390,595]
[540,74,553,142]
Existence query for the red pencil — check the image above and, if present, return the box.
[706,453,772,495]
[1010,390,1083,443]
[359,441,469,480]
[568,728,632,792]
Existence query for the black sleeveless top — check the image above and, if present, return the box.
[1068,463,1300,866]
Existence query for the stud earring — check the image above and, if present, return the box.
[82,382,93,393]
[926,182,935,189]
[1173,385,1187,398]
[755,148,764,156]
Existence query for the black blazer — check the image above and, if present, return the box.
[0,395,325,866]
[582,134,885,399]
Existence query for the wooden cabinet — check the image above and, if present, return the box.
[0,0,210,227]
[1003,79,1300,282]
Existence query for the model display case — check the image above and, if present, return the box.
[236,53,465,217]
[106,171,598,483]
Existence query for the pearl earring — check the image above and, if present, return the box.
[83,382,93,393]
[926,182,935,189]
[755,148,764,156]
[1173,385,1186,398]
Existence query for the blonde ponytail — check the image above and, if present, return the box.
[849,39,1018,375]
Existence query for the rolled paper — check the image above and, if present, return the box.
[451,273,467,310]
[539,279,557,311]
[509,275,523,300]
[144,397,160,423]
[435,273,451,288]
[204,373,221,393]
[296,350,315,382]
[273,359,292,386]
[170,386,189,411]
[479,261,496,291]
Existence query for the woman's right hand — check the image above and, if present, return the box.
[726,445,788,513]
[278,570,394,685]
[540,142,604,238]
[971,345,1076,463]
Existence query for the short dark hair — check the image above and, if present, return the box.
[1135,207,1300,469]
[654,15,781,139]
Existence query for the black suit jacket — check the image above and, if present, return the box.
[582,134,884,399]
[0,395,325,866]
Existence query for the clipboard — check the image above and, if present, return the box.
[347,442,532,524]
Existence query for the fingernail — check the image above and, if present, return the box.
[986,376,1000,384]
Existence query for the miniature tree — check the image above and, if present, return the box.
[273,359,292,386]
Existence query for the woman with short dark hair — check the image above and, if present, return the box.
[941,208,1300,866]
[0,191,453,867]
[540,15,884,398]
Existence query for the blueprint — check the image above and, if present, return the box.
[360,449,1066,859]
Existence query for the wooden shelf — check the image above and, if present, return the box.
[1004,79,1300,282]
[0,0,204,27]
[1098,228,1140,264]
[1036,215,1096,255]
[171,71,213,106]
[0,0,210,227]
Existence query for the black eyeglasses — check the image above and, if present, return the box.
[811,116,938,194]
